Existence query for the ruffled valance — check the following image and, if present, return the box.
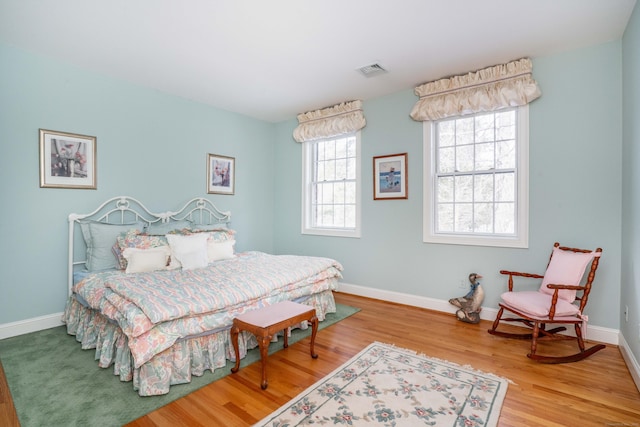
[410,58,541,121]
[293,100,366,142]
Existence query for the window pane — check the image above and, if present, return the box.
[438,120,456,147]
[474,202,494,232]
[456,117,474,145]
[475,142,495,171]
[316,142,326,161]
[474,174,494,202]
[346,138,356,157]
[336,158,346,180]
[496,140,515,169]
[333,205,345,227]
[347,158,356,179]
[455,203,473,232]
[456,145,474,172]
[334,182,345,204]
[495,172,514,202]
[345,205,356,228]
[437,176,454,203]
[475,114,495,142]
[344,182,356,203]
[316,160,325,181]
[437,204,454,232]
[320,182,334,203]
[495,202,515,233]
[455,175,473,202]
[321,205,333,226]
[496,111,515,140]
[325,139,335,158]
[325,159,336,181]
[335,138,347,159]
[438,147,455,173]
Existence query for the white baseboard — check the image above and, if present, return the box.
[336,282,619,345]
[0,312,64,340]
[619,333,640,393]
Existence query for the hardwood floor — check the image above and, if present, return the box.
[0,357,19,427]
[2,292,639,426]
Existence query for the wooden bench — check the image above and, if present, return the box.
[230,301,318,389]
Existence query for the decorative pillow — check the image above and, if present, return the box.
[209,228,235,243]
[539,247,595,302]
[80,221,144,271]
[166,233,209,270]
[114,229,169,270]
[112,243,127,270]
[123,246,171,274]
[145,220,193,235]
[183,227,236,243]
[207,239,236,262]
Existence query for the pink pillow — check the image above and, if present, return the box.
[539,247,595,302]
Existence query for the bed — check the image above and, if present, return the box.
[62,196,342,396]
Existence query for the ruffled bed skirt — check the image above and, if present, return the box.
[62,291,337,396]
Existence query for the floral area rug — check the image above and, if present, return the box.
[256,342,508,426]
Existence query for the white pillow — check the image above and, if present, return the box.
[207,239,236,262]
[166,233,209,270]
[123,246,171,274]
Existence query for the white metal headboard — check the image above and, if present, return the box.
[68,196,231,296]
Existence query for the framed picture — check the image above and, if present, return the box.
[373,153,408,200]
[207,153,235,195]
[39,129,97,189]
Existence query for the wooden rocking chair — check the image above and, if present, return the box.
[488,242,605,363]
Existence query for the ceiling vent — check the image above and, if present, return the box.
[357,63,388,77]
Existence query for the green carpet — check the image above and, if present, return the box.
[0,304,359,427]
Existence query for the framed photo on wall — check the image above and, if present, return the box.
[207,153,235,195]
[373,153,408,200]
[39,129,97,189]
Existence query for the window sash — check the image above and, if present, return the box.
[302,133,361,238]
[423,107,529,248]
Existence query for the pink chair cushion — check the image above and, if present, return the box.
[539,247,595,302]
[501,291,580,317]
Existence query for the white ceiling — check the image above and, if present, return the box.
[0,1,636,122]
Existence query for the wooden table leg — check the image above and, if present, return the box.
[309,315,318,359]
[258,335,271,390]
[230,324,241,374]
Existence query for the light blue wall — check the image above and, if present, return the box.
[622,4,640,362]
[0,43,275,324]
[0,36,628,339]
[274,42,623,330]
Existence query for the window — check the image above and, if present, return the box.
[302,132,361,237]
[423,107,529,248]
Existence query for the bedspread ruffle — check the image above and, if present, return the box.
[62,290,336,396]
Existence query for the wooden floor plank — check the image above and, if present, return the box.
[1,292,638,426]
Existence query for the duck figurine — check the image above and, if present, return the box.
[449,273,484,324]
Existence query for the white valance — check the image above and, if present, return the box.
[293,100,366,143]
[410,58,541,121]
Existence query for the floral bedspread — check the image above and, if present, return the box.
[72,251,342,368]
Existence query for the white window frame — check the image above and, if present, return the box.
[301,131,362,238]
[423,106,529,248]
